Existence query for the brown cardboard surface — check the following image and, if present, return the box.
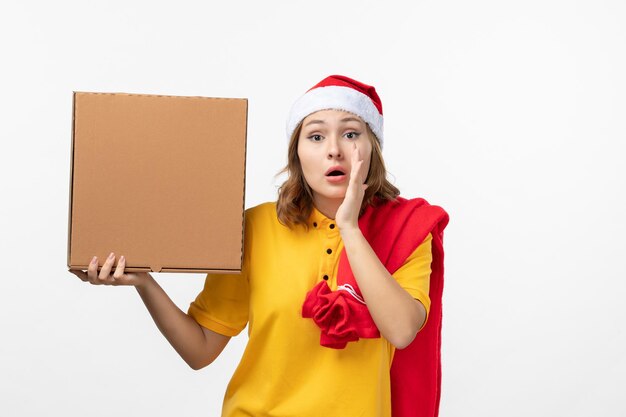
[68,92,247,273]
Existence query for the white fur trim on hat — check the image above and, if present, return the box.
[286,85,384,145]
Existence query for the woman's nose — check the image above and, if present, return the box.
[326,136,343,159]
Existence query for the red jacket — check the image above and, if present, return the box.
[302,197,449,417]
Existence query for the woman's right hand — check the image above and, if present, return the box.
[70,252,229,369]
[70,252,152,288]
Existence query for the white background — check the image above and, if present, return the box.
[1,1,625,416]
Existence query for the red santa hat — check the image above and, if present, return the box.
[286,75,384,146]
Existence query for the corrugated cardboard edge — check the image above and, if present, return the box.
[66,91,249,274]
[67,92,77,271]
[239,99,249,274]
[67,91,246,101]
[67,266,244,273]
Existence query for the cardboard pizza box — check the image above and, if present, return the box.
[67,92,247,273]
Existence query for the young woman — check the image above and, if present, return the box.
[71,75,449,417]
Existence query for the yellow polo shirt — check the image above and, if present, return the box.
[188,202,432,417]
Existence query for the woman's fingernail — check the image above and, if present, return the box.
[91,256,97,264]
[108,252,114,259]
[120,255,125,262]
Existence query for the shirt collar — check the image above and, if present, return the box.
[308,206,339,233]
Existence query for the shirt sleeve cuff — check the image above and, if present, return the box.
[188,304,244,337]
[404,288,431,332]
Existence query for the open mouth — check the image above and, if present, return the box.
[327,170,344,177]
[325,167,346,177]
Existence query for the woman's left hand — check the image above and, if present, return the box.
[335,143,368,231]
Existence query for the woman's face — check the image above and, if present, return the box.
[297,109,373,208]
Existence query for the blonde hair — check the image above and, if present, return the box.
[276,124,399,229]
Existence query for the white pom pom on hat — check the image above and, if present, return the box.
[286,75,384,146]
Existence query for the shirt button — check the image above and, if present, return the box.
[326,248,332,254]
[323,275,329,280]
[329,224,335,229]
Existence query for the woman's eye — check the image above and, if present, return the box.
[308,134,323,142]
[345,132,361,139]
